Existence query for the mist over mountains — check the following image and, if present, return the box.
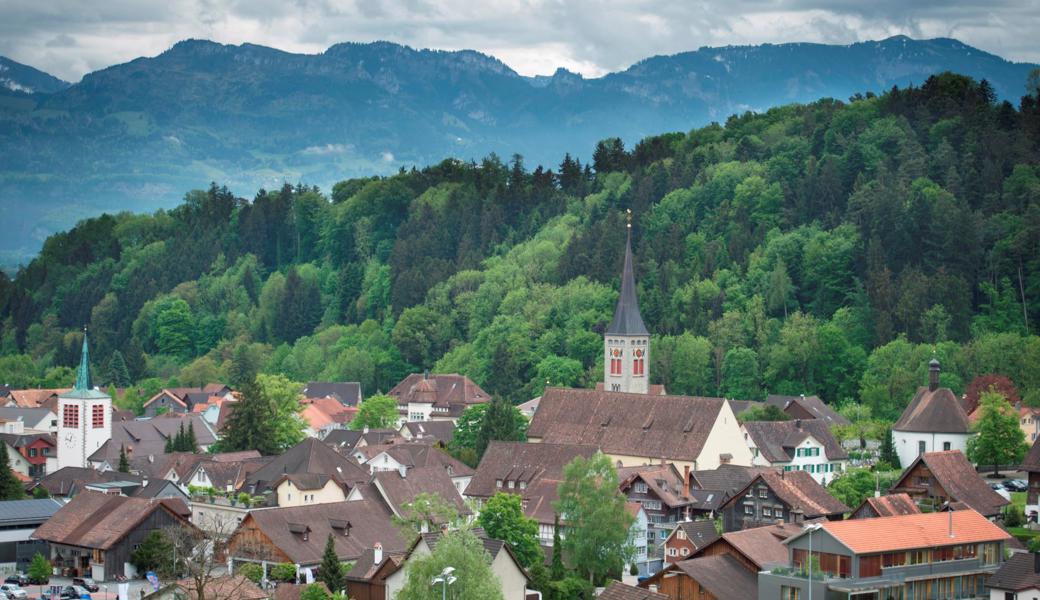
[0,35,1036,267]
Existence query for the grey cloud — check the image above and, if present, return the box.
[0,0,1035,83]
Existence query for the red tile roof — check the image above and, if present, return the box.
[852,493,921,518]
[814,509,1009,554]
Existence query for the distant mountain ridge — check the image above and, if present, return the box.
[0,35,1036,267]
[0,56,69,96]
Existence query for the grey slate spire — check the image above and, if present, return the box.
[606,215,649,336]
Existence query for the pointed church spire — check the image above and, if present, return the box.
[606,210,649,336]
[74,327,92,391]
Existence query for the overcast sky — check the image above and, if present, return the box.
[1,0,1037,82]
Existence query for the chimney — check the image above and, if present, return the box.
[948,507,955,538]
[929,359,941,392]
[363,426,369,434]
[648,585,658,594]
[1034,551,1040,574]
[373,543,383,565]
[794,419,802,430]
[683,466,691,500]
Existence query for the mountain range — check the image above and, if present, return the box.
[1,35,1037,267]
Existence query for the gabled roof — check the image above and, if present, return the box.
[362,443,473,476]
[387,374,490,414]
[742,420,848,463]
[727,471,849,518]
[667,520,720,551]
[1023,436,1040,473]
[0,498,65,527]
[234,499,406,565]
[851,493,921,518]
[36,466,143,497]
[765,394,850,426]
[400,420,456,444]
[245,438,368,494]
[32,490,192,549]
[986,550,1040,591]
[467,441,597,524]
[709,524,795,569]
[323,428,398,453]
[174,576,267,600]
[893,386,970,433]
[302,382,362,406]
[7,389,68,408]
[671,555,757,600]
[600,582,667,600]
[344,548,407,583]
[0,432,54,449]
[617,464,693,508]
[0,406,56,425]
[690,464,777,496]
[371,466,471,519]
[802,509,1010,554]
[528,387,727,462]
[605,229,648,336]
[890,450,1009,516]
[91,414,217,462]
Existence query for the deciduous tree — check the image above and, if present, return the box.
[968,391,1027,476]
[477,493,542,569]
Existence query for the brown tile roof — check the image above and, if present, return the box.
[388,374,490,415]
[323,429,399,453]
[714,524,794,569]
[233,499,407,565]
[673,555,757,599]
[400,420,456,444]
[766,395,850,426]
[344,548,407,583]
[893,387,970,433]
[891,451,1010,517]
[742,420,848,463]
[246,438,369,494]
[527,387,727,462]
[852,493,921,518]
[371,466,471,519]
[814,509,1010,554]
[729,471,849,518]
[600,582,668,600]
[467,442,597,525]
[93,413,218,462]
[690,464,778,496]
[363,443,473,477]
[32,491,191,549]
[302,382,362,407]
[36,467,144,497]
[7,389,68,408]
[176,576,268,600]
[272,583,329,600]
[987,551,1040,592]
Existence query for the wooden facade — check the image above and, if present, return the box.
[653,572,718,600]
[692,539,758,573]
[890,461,949,510]
[227,516,292,565]
[720,480,797,532]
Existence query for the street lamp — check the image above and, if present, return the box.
[803,523,823,600]
[431,566,456,600]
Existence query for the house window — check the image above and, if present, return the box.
[29,448,37,457]
[775,508,783,519]
[918,441,927,455]
[758,487,768,499]
[633,358,645,377]
[943,441,951,451]
[676,530,686,540]
[508,480,515,489]
[519,481,526,490]
[780,586,800,600]
[92,405,104,429]
[63,405,79,428]
[680,548,689,556]
[496,479,502,488]
[42,447,50,456]
[635,482,648,493]
[643,500,661,510]
[763,507,771,517]
[610,358,622,376]
[744,504,754,515]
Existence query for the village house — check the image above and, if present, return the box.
[397,420,455,445]
[1,432,56,478]
[889,450,1010,517]
[173,451,268,492]
[466,441,598,544]
[32,491,196,581]
[89,412,217,470]
[1024,437,1040,521]
[272,474,349,507]
[146,575,268,600]
[757,509,1011,600]
[892,359,974,468]
[527,387,753,471]
[600,581,668,600]
[359,466,472,527]
[227,499,407,580]
[352,442,473,494]
[765,394,850,426]
[0,406,58,433]
[742,419,849,485]
[849,493,921,520]
[719,470,848,532]
[141,384,234,418]
[3,388,66,412]
[640,554,757,600]
[387,373,490,424]
[323,428,399,455]
[627,502,651,576]
[986,551,1040,598]
[243,438,369,502]
[33,466,143,498]
[661,520,720,564]
[299,397,355,438]
[617,464,700,553]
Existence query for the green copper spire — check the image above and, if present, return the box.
[74,328,92,391]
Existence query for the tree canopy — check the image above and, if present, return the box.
[396,528,504,600]
[476,492,543,569]
[968,390,1027,475]
[349,394,400,430]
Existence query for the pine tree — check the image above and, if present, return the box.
[217,381,280,455]
[108,350,132,387]
[228,345,259,389]
[0,446,25,500]
[175,423,187,452]
[318,533,345,594]
[164,435,174,453]
[187,421,199,453]
[879,427,900,469]
[118,444,130,473]
[550,513,564,580]
[475,397,526,460]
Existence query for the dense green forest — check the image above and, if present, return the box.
[1,72,1039,422]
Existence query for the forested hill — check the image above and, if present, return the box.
[1,35,1037,266]
[1,73,1039,422]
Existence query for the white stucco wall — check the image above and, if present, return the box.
[893,430,973,469]
[276,479,346,507]
[56,397,111,470]
[991,588,1040,600]
[696,400,755,469]
[603,335,650,395]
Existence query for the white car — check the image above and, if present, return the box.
[0,586,26,600]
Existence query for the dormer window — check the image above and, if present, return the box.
[507,480,515,489]
[519,481,526,490]
[496,479,503,488]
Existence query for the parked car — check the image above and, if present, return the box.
[2,578,27,588]
[70,581,97,594]
[59,586,90,600]
[1002,479,1028,492]
[0,585,27,599]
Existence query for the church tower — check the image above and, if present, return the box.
[603,212,650,394]
[57,331,112,470]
